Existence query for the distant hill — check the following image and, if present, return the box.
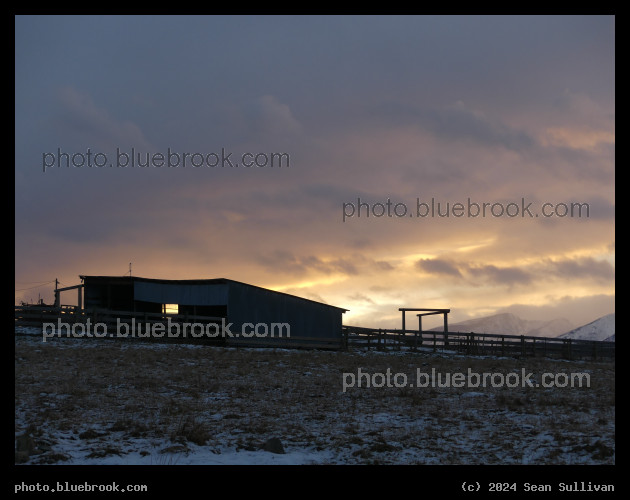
[557,314,615,342]
[428,313,573,337]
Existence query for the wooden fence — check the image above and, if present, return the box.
[342,325,615,361]
[15,306,613,359]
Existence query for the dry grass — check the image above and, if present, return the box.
[15,336,615,464]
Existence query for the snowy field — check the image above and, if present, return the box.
[15,328,614,465]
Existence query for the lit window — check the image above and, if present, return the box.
[163,304,178,315]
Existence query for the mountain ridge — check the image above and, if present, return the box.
[428,312,573,337]
[428,312,615,341]
[557,313,615,342]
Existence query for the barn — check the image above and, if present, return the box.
[78,275,347,348]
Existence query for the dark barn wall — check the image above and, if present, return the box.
[84,277,134,311]
[133,300,162,314]
[227,282,343,340]
[133,281,228,306]
[81,277,345,341]
[178,304,227,318]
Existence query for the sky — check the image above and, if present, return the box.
[15,15,615,330]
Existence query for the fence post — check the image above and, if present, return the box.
[520,335,525,357]
[531,337,536,357]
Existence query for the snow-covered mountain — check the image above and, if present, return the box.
[526,318,576,337]
[557,314,615,342]
[428,313,573,337]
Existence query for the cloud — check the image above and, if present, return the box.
[53,86,153,152]
[257,250,359,276]
[301,183,377,211]
[466,264,533,286]
[369,100,534,151]
[242,95,302,144]
[281,289,329,304]
[259,95,301,129]
[552,89,614,130]
[544,257,614,283]
[427,101,535,151]
[256,250,396,279]
[542,127,614,152]
[415,258,462,277]
[374,260,396,271]
[578,196,615,221]
[460,256,614,287]
[348,293,375,304]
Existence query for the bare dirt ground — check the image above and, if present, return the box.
[15,333,615,465]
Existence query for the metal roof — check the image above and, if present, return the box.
[79,275,349,312]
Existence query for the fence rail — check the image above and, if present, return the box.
[342,325,615,361]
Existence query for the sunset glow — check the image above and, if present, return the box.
[15,15,614,331]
